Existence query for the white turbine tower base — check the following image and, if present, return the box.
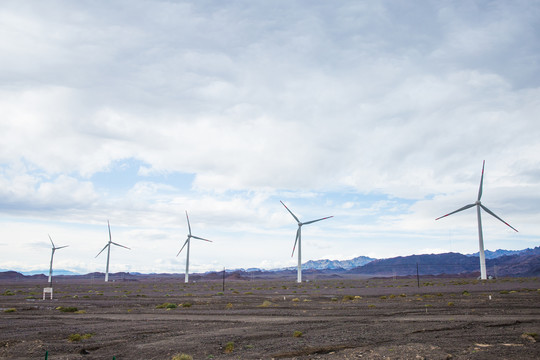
[280,201,333,283]
[96,221,130,282]
[177,211,212,283]
[436,161,518,280]
[48,235,68,286]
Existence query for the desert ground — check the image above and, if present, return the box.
[1,276,539,359]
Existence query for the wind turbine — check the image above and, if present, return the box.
[177,211,212,283]
[280,201,333,283]
[48,234,68,286]
[436,160,518,280]
[96,221,130,282]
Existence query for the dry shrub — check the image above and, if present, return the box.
[259,300,276,307]
[171,354,193,360]
[224,341,235,353]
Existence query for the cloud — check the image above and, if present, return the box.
[1,1,539,273]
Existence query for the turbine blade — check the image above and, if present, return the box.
[478,160,485,201]
[435,203,476,220]
[191,235,212,242]
[291,227,300,257]
[177,238,189,256]
[186,211,192,236]
[48,234,55,248]
[280,201,300,223]
[480,204,518,232]
[56,245,69,250]
[111,242,130,250]
[96,244,109,258]
[108,220,112,243]
[303,215,333,225]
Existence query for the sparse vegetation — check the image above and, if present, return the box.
[342,295,355,301]
[259,300,276,307]
[447,302,455,306]
[3,308,16,313]
[56,306,79,313]
[182,302,192,308]
[155,302,177,309]
[224,341,235,353]
[2,290,15,296]
[68,333,93,342]
[293,331,303,337]
[171,354,193,360]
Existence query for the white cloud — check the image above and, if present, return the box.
[1,1,539,274]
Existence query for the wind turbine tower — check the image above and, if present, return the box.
[436,161,518,279]
[96,221,130,282]
[48,235,68,286]
[280,201,333,283]
[177,211,212,283]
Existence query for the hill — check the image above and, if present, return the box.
[302,256,375,270]
[467,247,540,259]
[2,247,538,281]
[347,247,540,277]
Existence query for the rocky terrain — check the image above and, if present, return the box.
[1,276,539,359]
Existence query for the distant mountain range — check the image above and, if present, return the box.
[2,248,539,279]
[466,248,535,259]
[294,256,375,270]
[0,269,82,276]
[347,247,540,277]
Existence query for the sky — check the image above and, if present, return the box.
[1,0,539,275]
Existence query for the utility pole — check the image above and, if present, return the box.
[222,267,225,292]
[416,263,420,288]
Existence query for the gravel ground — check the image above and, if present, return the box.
[1,277,539,359]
